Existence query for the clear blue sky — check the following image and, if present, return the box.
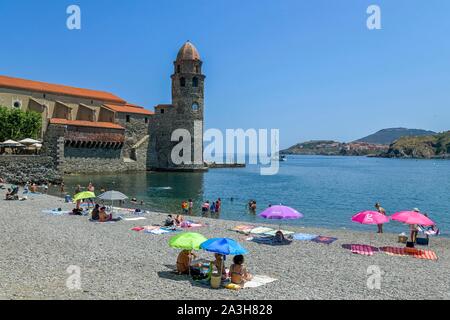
[1,0,449,148]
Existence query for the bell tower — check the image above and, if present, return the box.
[148,41,207,171]
[171,41,205,119]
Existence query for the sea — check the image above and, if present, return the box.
[52,156,450,236]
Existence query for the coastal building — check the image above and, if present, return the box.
[0,41,207,179]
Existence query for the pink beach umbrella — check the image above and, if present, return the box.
[352,211,390,225]
[391,211,435,226]
[259,205,303,220]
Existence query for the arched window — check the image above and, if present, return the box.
[192,103,199,112]
[180,77,186,87]
[195,65,199,73]
[177,65,181,73]
[192,77,198,88]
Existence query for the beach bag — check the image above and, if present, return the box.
[210,273,221,289]
[406,241,415,248]
[416,237,429,246]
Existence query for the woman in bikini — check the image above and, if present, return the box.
[230,255,252,286]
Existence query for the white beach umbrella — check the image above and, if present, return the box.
[98,191,128,201]
[19,138,41,145]
[98,191,129,213]
[31,143,43,149]
[1,140,24,147]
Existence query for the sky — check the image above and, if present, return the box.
[0,0,449,148]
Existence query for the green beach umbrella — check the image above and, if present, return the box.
[73,191,96,202]
[169,232,208,250]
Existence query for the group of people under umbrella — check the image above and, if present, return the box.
[169,205,303,289]
[352,207,438,246]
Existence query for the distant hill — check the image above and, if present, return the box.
[356,128,436,145]
[280,140,387,156]
[380,131,450,159]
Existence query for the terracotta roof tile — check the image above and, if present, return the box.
[104,103,154,115]
[0,75,125,104]
[49,118,125,130]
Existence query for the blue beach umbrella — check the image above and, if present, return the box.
[200,238,248,256]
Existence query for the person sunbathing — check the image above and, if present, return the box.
[5,188,13,200]
[91,204,100,221]
[230,255,253,286]
[175,214,185,226]
[99,206,113,222]
[164,215,175,227]
[176,250,197,275]
[274,231,292,244]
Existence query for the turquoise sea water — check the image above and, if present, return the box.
[55,156,450,236]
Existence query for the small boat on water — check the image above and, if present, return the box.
[271,155,287,162]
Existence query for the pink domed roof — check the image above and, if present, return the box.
[176,41,201,61]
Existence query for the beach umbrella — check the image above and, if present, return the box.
[19,138,40,145]
[352,211,390,225]
[73,191,96,202]
[259,205,303,230]
[31,143,42,149]
[169,232,208,250]
[98,190,128,213]
[98,191,128,201]
[200,238,248,256]
[1,140,24,148]
[391,211,435,226]
[200,238,248,280]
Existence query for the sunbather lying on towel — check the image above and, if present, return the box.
[274,231,292,244]
[230,255,253,287]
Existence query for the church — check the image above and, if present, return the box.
[0,41,207,174]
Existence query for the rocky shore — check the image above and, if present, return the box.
[0,193,448,300]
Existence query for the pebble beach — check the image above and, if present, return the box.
[0,193,449,300]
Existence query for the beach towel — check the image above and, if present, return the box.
[264,229,295,237]
[146,228,170,235]
[181,223,204,229]
[311,236,338,245]
[249,236,292,246]
[123,217,147,221]
[89,219,118,224]
[243,275,277,288]
[350,244,378,256]
[293,233,318,241]
[250,227,274,235]
[380,247,438,261]
[42,209,71,216]
[232,225,255,233]
[131,227,145,232]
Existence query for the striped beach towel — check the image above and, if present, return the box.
[351,244,377,256]
[380,247,438,261]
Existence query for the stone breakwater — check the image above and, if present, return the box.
[0,155,61,184]
[0,193,449,300]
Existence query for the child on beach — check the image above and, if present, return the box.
[188,199,193,214]
[212,253,227,280]
[230,255,252,286]
[181,201,189,214]
[176,250,198,275]
[375,203,386,233]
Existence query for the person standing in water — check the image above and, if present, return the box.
[375,203,386,234]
